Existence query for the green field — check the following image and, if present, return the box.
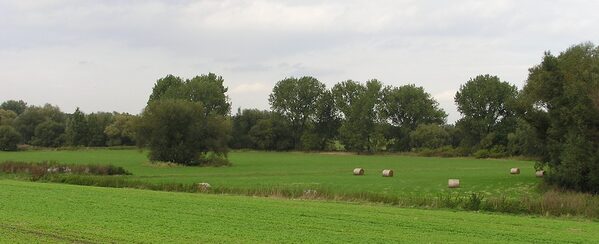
[1,180,598,243]
[0,149,540,197]
[2,149,598,242]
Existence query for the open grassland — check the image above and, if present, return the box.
[0,149,539,197]
[1,180,598,243]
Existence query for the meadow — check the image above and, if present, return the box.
[0,149,540,197]
[1,180,598,243]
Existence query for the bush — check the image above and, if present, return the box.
[415,146,469,157]
[473,146,507,159]
[0,125,21,151]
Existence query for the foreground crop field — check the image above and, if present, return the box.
[1,180,597,243]
[0,149,539,197]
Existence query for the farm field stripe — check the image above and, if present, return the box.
[1,180,598,243]
[0,149,541,197]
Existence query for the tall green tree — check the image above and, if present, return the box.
[86,112,113,146]
[303,90,341,150]
[269,76,326,149]
[332,79,387,153]
[382,84,447,151]
[65,108,88,146]
[454,75,518,150]
[521,43,599,193]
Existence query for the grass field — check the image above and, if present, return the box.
[1,180,598,243]
[0,149,540,197]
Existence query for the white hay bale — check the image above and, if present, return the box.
[197,182,211,192]
[382,169,393,177]
[510,168,520,174]
[535,170,545,177]
[353,168,364,175]
[448,179,460,188]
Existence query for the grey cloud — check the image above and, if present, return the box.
[1,0,598,122]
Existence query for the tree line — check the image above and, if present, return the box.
[231,75,524,157]
[0,102,136,150]
[0,43,597,193]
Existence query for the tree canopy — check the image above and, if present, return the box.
[332,79,387,153]
[521,43,599,193]
[148,73,230,116]
[454,75,518,150]
[269,76,326,148]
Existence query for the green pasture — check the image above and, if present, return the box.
[0,149,539,197]
[1,180,597,243]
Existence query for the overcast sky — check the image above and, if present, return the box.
[1,0,598,123]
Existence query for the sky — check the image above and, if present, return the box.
[1,0,598,123]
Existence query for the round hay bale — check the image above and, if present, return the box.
[510,168,520,174]
[382,169,393,177]
[535,170,545,177]
[353,168,364,175]
[448,179,460,188]
[197,182,211,192]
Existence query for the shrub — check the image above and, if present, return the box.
[416,146,469,157]
[0,161,131,180]
[473,146,507,159]
[464,193,484,211]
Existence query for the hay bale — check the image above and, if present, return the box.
[510,168,520,174]
[197,182,211,192]
[382,169,393,177]
[353,168,364,175]
[448,179,460,188]
[535,170,545,177]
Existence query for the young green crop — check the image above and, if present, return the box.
[0,180,597,243]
